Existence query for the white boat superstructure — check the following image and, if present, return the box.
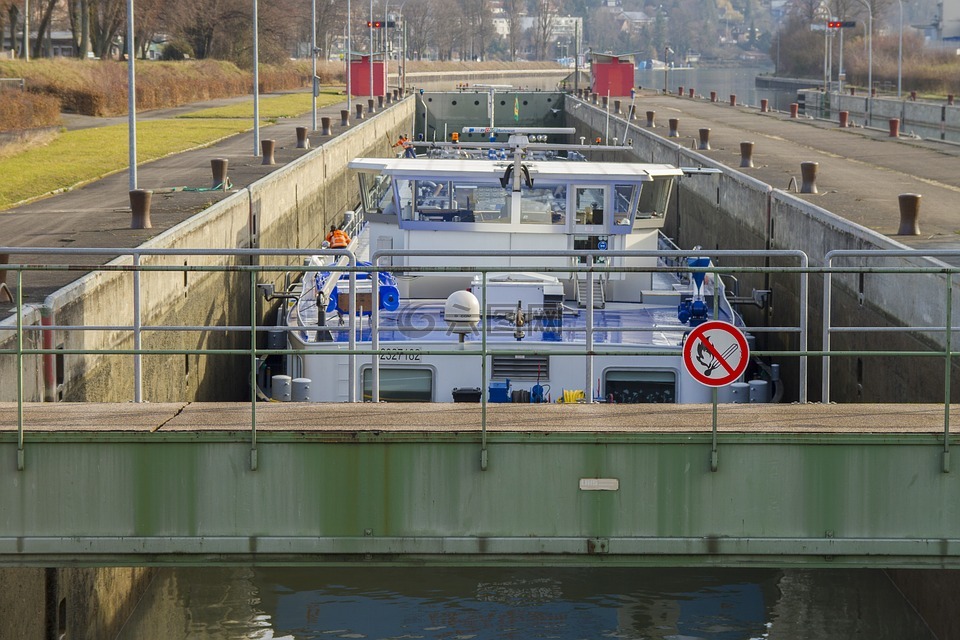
[275,131,780,404]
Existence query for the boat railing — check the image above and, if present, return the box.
[4,246,960,472]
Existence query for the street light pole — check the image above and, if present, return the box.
[855,0,872,125]
[897,0,903,99]
[663,46,672,94]
[346,0,352,113]
[127,0,137,191]
[311,0,317,130]
[253,0,260,156]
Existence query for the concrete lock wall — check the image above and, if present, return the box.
[567,97,960,403]
[799,89,960,139]
[0,98,414,403]
[416,91,566,141]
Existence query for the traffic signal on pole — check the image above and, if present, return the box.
[367,20,383,28]
[827,20,842,28]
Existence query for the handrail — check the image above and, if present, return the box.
[16,244,960,472]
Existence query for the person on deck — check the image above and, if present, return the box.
[325,225,351,248]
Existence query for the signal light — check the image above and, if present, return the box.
[367,20,383,28]
[827,20,842,28]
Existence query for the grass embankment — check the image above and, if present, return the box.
[0,91,344,210]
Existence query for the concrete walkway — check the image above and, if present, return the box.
[625,91,960,255]
[0,91,385,315]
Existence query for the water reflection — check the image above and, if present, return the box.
[117,567,935,640]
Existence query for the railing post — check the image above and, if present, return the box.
[16,269,24,470]
[821,255,833,403]
[348,252,357,402]
[249,269,258,471]
[586,257,594,403]
[480,271,488,470]
[133,253,142,402]
[944,272,952,473]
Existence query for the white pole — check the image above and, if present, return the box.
[347,0,352,112]
[253,0,261,157]
[369,0,374,98]
[127,0,137,191]
[311,0,318,130]
[897,0,903,99]
[838,26,845,95]
[22,0,29,60]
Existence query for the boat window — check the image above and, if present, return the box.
[574,187,605,225]
[519,185,565,225]
[636,176,674,221]
[362,367,433,402]
[396,179,413,220]
[359,173,392,214]
[573,235,608,264]
[612,184,637,228]
[604,370,676,403]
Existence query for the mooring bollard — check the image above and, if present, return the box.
[789,103,799,118]
[356,103,364,120]
[296,126,310,149]
[678,86,684,97]
[839,111,849,128]
[368,98,376,114]
[211,158,228,189]
[889,118,900,137]
[613,99,621,114]
[668,118,679,137]
[646,110,656,127]
[698,128,711,150]
[601,96,609,110]
[740,141,754,168]
[628,105,637,120]
[378,95,384,109]
[850,87,856,95]
[261,139,276,165]
[341,109,350,127]
[710,91,717,103]
[129,189,153,229]
[949,95,955,106]
[910,91,917,101]
[760,98,769,112]
[321,116,332,136]
[729,94,736,106]
[688,88,695,98]
[384,92,392,105]
[897,193,922,235]
[799,161,819,194]
[591,93,598,104]
[394,89,400,101]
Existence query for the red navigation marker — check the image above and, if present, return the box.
[682,320,750,387]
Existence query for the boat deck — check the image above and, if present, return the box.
[0,402,954,434]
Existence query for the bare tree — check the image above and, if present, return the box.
[30,0,58,57]
[403,0,434,59]
[89,0,125,59]
[532,0,557,59]
[66,0,91,58]
[502,0,523,60]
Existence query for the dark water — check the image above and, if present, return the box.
[116,566,935,639]
[635,66,793,111]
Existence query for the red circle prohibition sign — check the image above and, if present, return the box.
[682,320,750,387]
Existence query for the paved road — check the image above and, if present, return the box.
[628,92,960,253]
[0,91,375,314]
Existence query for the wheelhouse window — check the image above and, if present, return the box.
[636,176,674,221]
[613,184,638,229]
[604,370,676,403]
[359,173,392,213]
[574,187,605,226]
[362,368,433,402]
[519,185,566,225]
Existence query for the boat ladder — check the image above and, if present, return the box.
[575,275,605,309]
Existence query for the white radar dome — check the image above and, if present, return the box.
[444,290,481,334]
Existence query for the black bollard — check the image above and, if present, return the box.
[646,110,656,127]
[897,194,922,235]
[698,128,711,150]
[321,116,332,136]
[356,103,364,120]
[211,158,229,190]
[740,141,754,168]
[261,139,276,166]
[668,118,679,138]
[800,161,819,194]
[296,126,310,149]
[129,189,153,229]
[341,109,350,127]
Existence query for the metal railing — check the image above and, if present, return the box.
[6,245,960,473]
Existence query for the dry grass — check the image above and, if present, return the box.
[840,33,960,96]
[0,89,61,131]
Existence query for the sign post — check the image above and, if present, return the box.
[682,320,750,473]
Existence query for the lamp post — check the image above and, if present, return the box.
[346,0,351,112]
[22,0,29,60]
[663,46,672,94]
[127,0,137,190]
[897,0,903,99]
[253,0,260,156]
[311,0,317,131]
[855,0,872,124]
